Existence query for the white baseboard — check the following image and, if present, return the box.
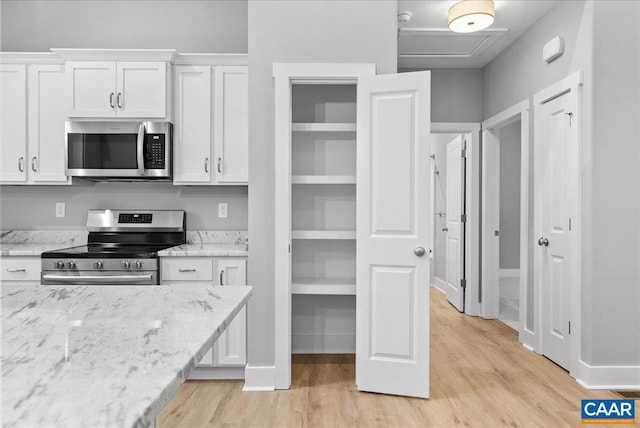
[499,269,520,278]
[188,366,245,380]
[576,360,640,390]
[242,365,275,391]
[292,334,355,354]
[432,276,448,294]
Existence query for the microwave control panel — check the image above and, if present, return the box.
[145,134,165,169]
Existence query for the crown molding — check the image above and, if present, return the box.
[0,52,63,64]
[50,48,177,62]
[173,53,248,66]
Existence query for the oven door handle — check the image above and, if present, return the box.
[42,274,154,284]
[137,123,146,176]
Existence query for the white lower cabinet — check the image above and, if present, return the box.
[0,257,41,284]
[160,257,247,377]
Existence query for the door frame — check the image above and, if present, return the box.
[480,100,533,349]
[273,63,376,390]
[533,71,583,376]
[431,123,481,316]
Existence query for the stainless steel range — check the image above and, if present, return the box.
[41,210,185,285]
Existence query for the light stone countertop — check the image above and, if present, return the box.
[158,243,248,257]
[1,283,252,427]
[0,243,80,257]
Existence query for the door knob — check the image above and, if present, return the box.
[414,247,426,257]
[538,237,549,247]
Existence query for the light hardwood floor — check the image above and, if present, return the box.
[159,287,633,427]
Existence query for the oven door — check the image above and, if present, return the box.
[41,271,157,285]
[65,121,171,178]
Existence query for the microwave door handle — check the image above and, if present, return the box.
[137,123,146,176]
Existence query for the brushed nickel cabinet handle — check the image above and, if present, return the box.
[18,157,24,172]
[109,92,115,108]
[31,157,37,172]
[7,268,26,273]
[204,157,209,173]
[178,268,196,273]
[220,270,224,286]
[117,92,123,109]
[217,157,222,174]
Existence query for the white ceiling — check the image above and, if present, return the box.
[398,0,559,69]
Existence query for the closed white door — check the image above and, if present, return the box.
[0,64,27,183]
[539,91,575,370]
[116,62,166,118]
[173,66,212,184]
[215,259,247,366]
[28,64,70,184]
[67,61,116,117]
[356,71,430,398]
[214,66,248,184]
[445,136,465,312]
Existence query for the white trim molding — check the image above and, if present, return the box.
[173,53,248,66]
[577,361,640,390]
[188,367,245,380]
[0,52,63,64]
[242,365,276,392]
[50,48,177,62]
[432,277,448,294]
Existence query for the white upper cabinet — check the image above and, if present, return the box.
[173,61,248,186]
[173,65,212,184]
[0,64,27,182]
[28,64,70,183]
[66,61,168,118]
[0,58,70,185]
[214,66,248,184]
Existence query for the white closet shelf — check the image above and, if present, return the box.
[292,279,356,295]
[292,123,356,132]
[292,230,356,240]
[291,175,356,184]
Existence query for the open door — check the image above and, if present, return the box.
[444,136,466,312]
[356,71,430,398]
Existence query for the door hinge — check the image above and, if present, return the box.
[494,230,500,236]
[568,321,571,334]
[461,214,467,223]
[461,278,467,289]
[461,148,467,158]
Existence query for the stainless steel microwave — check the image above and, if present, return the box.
[65,121,172,180]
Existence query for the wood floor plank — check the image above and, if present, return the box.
[159,288,632,427]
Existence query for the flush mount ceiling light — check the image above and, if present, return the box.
[448,0,495,33]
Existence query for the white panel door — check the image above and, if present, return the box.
[67,61,116,117]
[445,136,465,312]
[214,66,248,184]
[28,64,70,184]
[539,91,574,370]
[0,64,27,183]
[356,71,430,398]
[214,259,247,366]
[173,66,212,184]
[116,62,166,118]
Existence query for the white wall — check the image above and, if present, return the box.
[247,0,397,367]
[431,69,483,123]
[0,0,247,52]
[498,120,521,270]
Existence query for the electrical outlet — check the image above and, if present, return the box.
[218,203,228,218]
[56,202,65,218]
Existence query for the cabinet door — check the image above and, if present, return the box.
[214,66,248,184]
[28,64,71,184]
[0,65,27,183]
[173,66,212,184]
[67,61,116,117]
[214,259,247,366]
[116,62,166,118]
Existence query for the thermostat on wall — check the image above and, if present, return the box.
[543,36,564,63]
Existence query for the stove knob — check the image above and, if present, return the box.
[55,260,65,269]
[67,261,76,269]
[134,260,142,270]
[95,260,104,270]
[121,260,131,270]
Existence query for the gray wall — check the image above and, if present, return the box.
[498,120,521,270]
[247,0,397,367]
[0,0,247,52]
[431,69,483,123]
[588,1,640,365]
[484,0,640,367]
[0,183,248,230]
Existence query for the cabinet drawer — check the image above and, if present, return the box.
[0,257,41,282]
[161,258,214,282]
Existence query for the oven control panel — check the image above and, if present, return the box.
[118,213,152,224]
